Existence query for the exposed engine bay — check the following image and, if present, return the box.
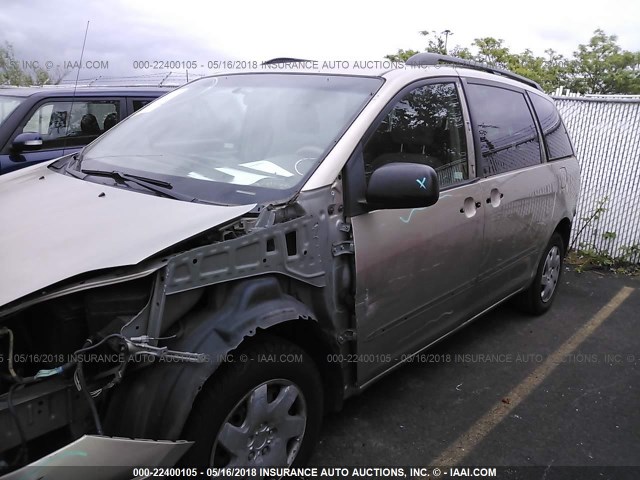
[0,266,206,470]
[0,185,351,475]
[0,217,255,472]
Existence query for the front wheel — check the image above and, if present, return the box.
[180,336,323,468]
[514,232,565,315]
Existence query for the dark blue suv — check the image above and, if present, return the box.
[0,86,171,174]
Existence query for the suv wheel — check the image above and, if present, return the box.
[515,232,565,315]
[180,336,323,468]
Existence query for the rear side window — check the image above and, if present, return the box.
[465,83,541,176]
[528,92,574,160]
[132,99,153,111]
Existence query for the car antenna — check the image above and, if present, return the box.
[63,21,90,154]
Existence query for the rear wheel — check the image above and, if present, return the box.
[180,336,323,469]
[514,232,565,315]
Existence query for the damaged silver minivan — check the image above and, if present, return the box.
[0,54,579,476]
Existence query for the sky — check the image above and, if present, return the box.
[1,0,639,85]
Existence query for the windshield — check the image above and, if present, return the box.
[80,74,383,204]
[0,95,24,126]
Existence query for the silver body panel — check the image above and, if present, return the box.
[352,180,486,381]
[353,157,579,385]
[0,161,255,306]
[343,70,580,385]
[475,164,559,304]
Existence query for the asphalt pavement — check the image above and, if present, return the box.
[310,266,640,470]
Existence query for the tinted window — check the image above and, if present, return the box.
[132,99,153,111]
[364,82,468,188]
[528,92,574,160]
[466,84,541,176]
[22,100,121,149]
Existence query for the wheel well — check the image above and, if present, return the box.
[258,320,344,413]
[555,218,572,254]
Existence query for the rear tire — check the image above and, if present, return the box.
[514,232,565,315]
[180,335,323,469]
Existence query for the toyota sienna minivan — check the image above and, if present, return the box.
[0,54,579,476]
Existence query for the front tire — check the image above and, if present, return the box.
[515,232,565,315]
[180,335,323,469]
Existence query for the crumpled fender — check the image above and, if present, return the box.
[104,276,316,440]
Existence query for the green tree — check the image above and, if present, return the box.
[385,49,421,62]
[385,29,640,94]
[466,37,563,90]
[472,37,514,67]
[418,30,447,55]
[386,30,472,62]
[449,45,474,60]
[0,41,51,86]
[543,48,570,88]
[566,29,640,94]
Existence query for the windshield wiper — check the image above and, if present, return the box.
[80,169,199,202]
[61,153,84,178]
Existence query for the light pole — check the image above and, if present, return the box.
[442,29,453,54]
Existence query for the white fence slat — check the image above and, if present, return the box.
[553,95,640,263]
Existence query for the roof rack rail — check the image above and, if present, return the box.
[262,57,313,65]
[405,52,543,91]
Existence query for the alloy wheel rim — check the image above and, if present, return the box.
[210,379,307,467]
[541,246,561,303]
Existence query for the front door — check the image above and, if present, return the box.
[349,80,485,384]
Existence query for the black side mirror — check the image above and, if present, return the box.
[366,162,439,209]
[12,132,43,153]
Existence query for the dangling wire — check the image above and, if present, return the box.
[72,333,126,436]
[7,383,29,467]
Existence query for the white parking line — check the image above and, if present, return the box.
[431,286,635,466]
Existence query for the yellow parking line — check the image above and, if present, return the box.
[431,286,635,466]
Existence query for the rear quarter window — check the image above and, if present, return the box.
[528,92,574,161]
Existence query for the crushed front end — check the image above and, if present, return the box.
[0,264,202,474]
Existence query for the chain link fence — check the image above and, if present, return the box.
[554,94,640,263]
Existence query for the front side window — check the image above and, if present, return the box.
[363,82,469,189]
[22,99,121,149]
[79,74,383,205]
[465,84,541,176]
[0,95,24,127]
[528,92,574,160]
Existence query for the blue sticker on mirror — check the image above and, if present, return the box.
[416,177,427,189]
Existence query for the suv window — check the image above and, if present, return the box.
[363,82,468,189]
[132,99,153,111]
[0,96,24,127]
[22,99,121,149]
[528,92,574,160]
[465,83,541,176]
